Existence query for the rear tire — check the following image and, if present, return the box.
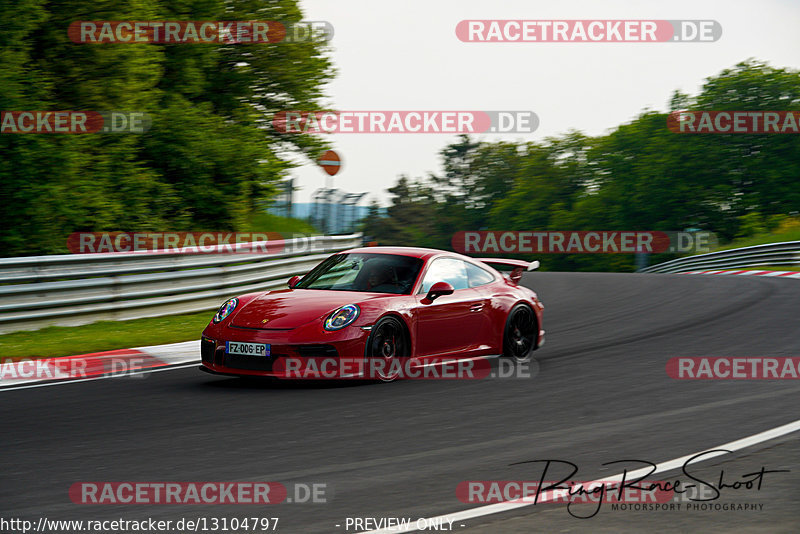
[503,304,537,363]
[365,316,409,382]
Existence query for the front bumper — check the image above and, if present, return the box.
[199,325,372,378]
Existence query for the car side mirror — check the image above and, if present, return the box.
[288,275,301,289]
[424,281,454,302]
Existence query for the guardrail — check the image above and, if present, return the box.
[0,234,363,333]
[639,240,800,274]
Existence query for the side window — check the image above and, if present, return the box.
[419,258,469,294]
[465,262,495,288]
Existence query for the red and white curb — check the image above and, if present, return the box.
[0,340,199,388]
[681,269,800,278]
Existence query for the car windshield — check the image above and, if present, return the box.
[295,253,424,294]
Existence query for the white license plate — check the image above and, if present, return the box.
[225,341,270,357]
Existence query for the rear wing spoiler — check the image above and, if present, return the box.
[475,258,539,284]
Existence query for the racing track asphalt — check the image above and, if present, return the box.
[2,272,800,533]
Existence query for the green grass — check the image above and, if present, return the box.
[702,224,800,270]
[0,311,213,360]
[684,222,800,271]
[245,212,318,235]
[710,228,800,252]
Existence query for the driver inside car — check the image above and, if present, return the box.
[364,263,399,293]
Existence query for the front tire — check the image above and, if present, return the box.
[503,304,537,363]
[365,316,409,382]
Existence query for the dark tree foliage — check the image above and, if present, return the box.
[0,0,333,255]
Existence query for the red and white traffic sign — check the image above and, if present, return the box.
[318,150,341,176]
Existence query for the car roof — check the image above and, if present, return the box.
[340,246,469,262]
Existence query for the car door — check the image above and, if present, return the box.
[463,260,500,349]
[414,257,488,358]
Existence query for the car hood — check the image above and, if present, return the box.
[229,289,387,329]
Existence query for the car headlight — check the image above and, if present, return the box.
[324,304,360,331]
[213,297,239,324]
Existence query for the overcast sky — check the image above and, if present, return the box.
[290,0,800,205]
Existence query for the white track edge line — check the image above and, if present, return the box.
[359,418,800,533]
[0,361,199,392]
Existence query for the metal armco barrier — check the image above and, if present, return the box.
[0,234,362,333]
[640,240,800,274]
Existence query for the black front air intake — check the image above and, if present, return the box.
[200,338,215,364]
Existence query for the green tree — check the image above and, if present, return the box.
[0,0,334,256]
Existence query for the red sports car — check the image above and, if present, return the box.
[200,246,544,381]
